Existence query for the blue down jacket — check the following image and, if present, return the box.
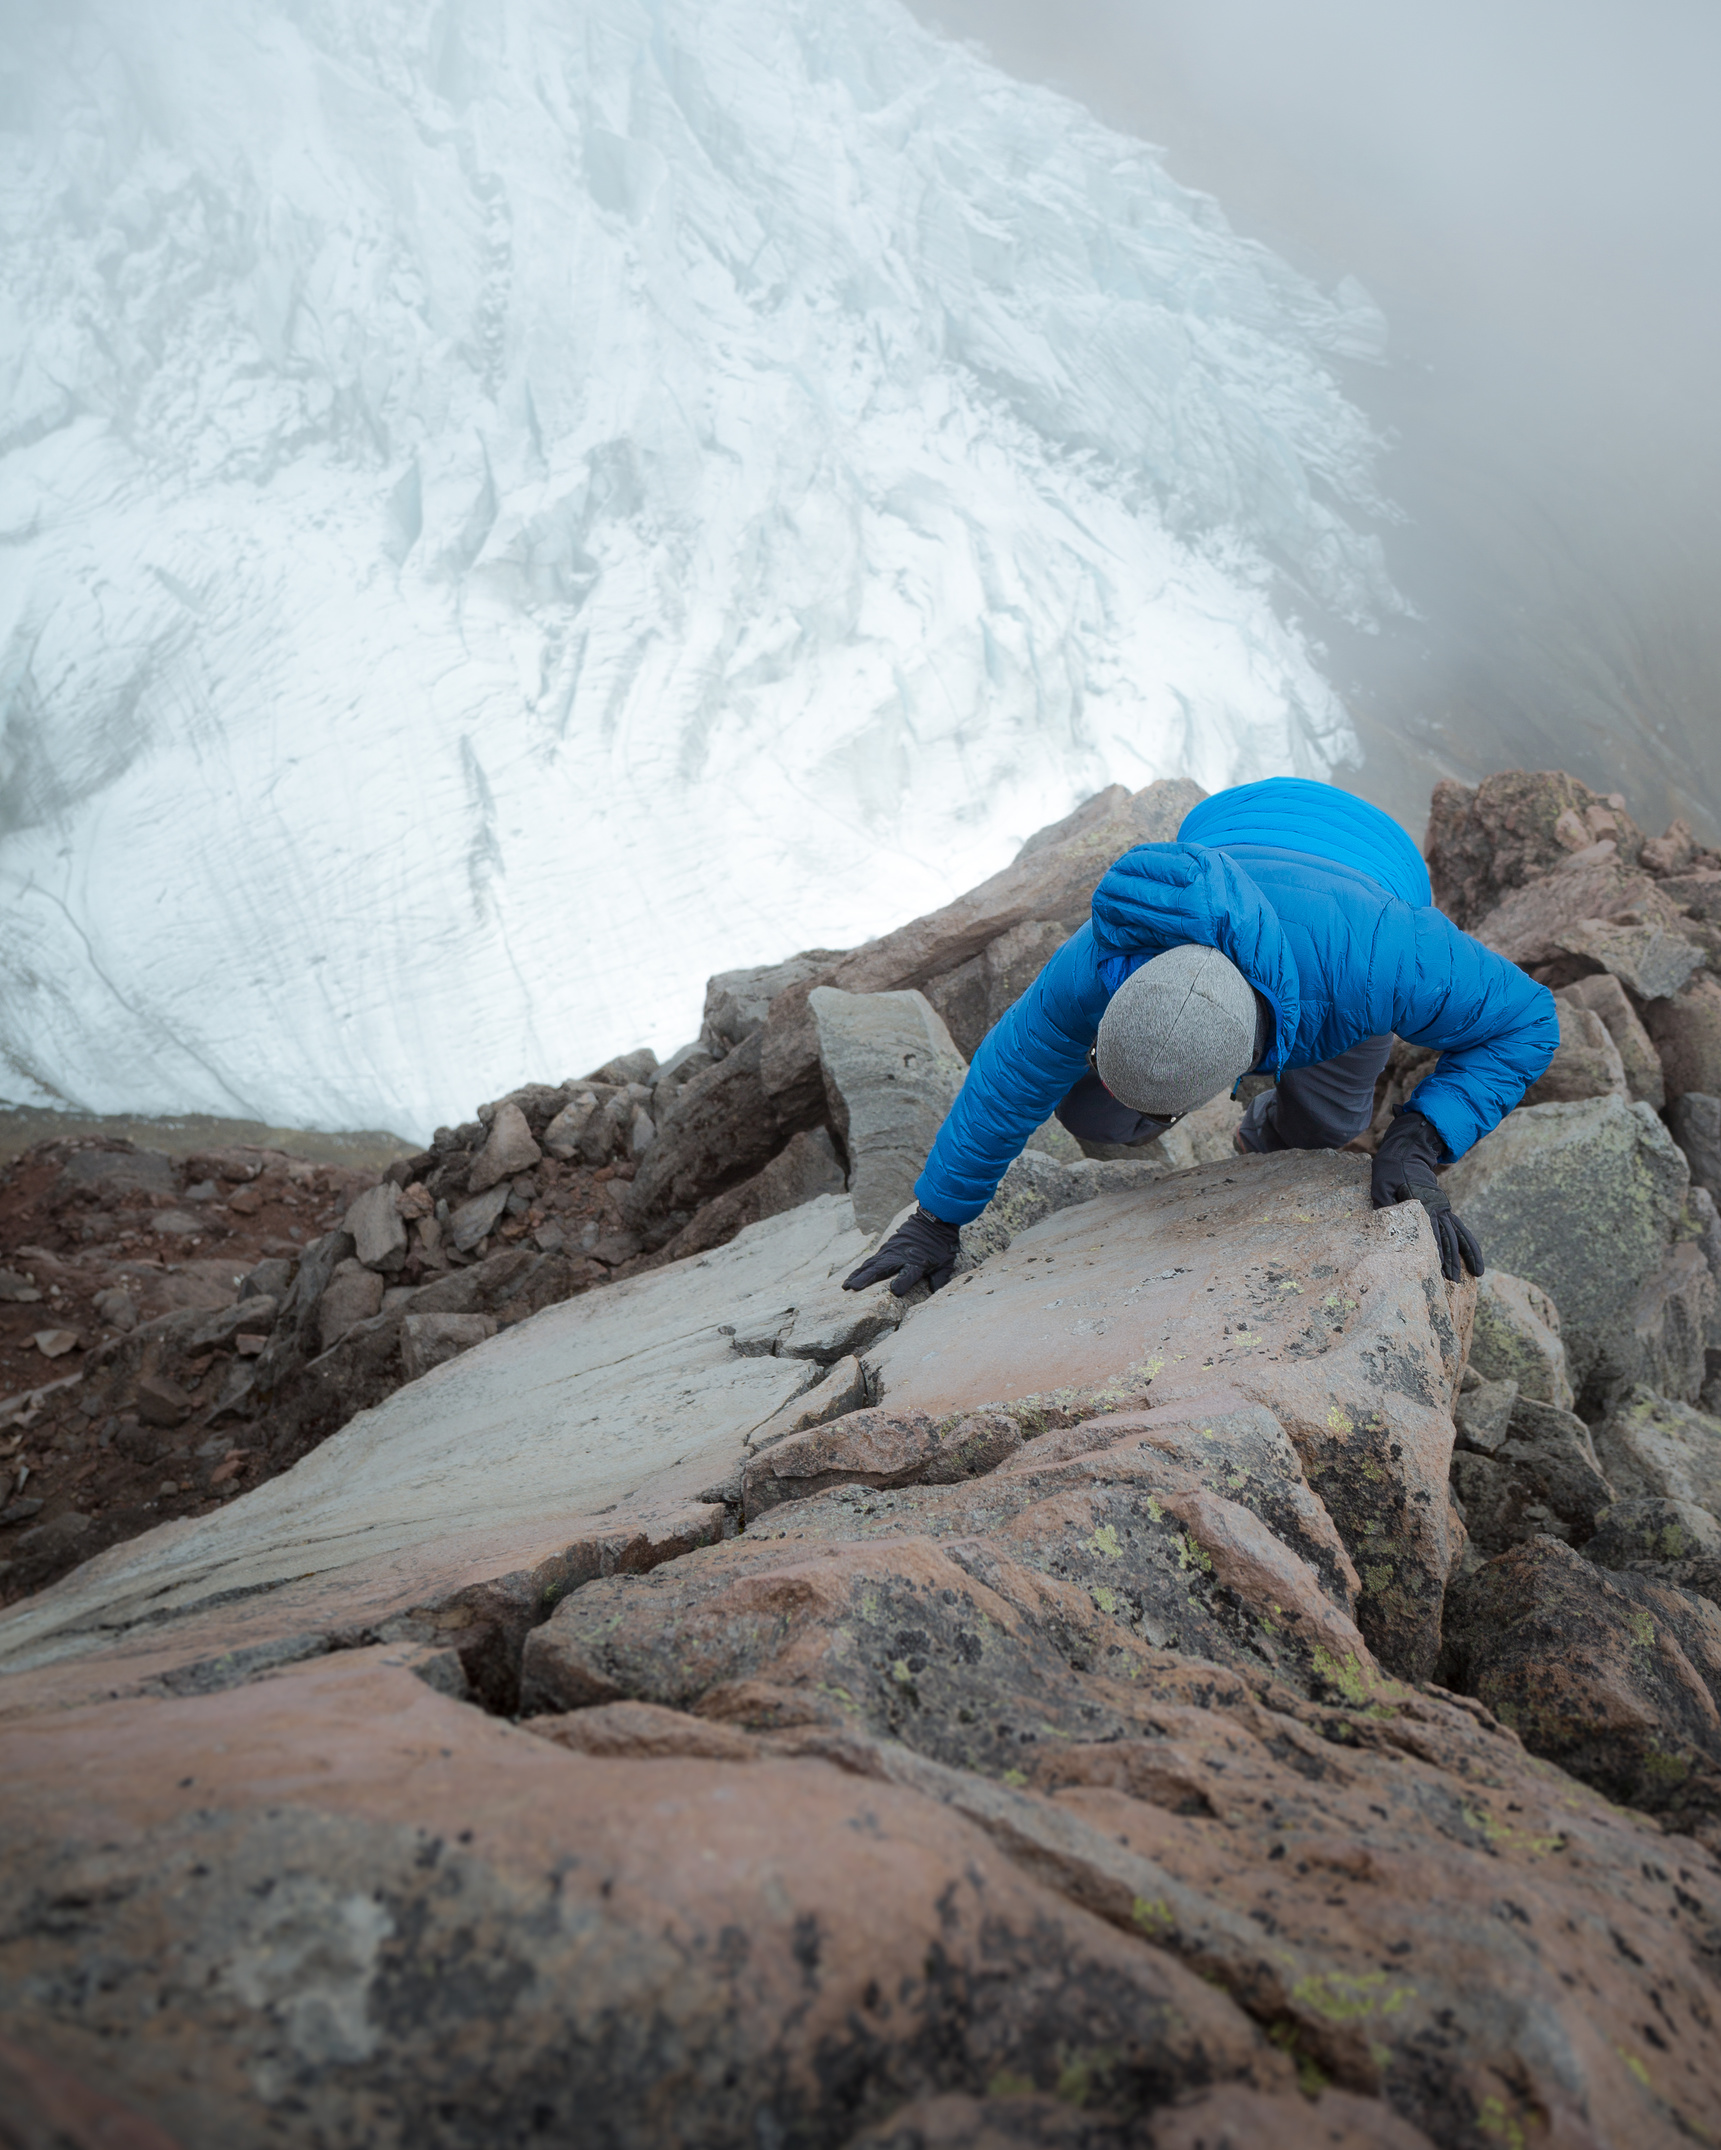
[916,777,1559,1224]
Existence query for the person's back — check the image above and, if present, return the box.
[844,776,1559,1297]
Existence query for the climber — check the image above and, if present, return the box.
[843,776,1559,1297]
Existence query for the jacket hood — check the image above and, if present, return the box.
[1090,843,1301,1074]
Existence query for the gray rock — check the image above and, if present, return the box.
[400,1313,498,1383]
[1466,1270,1573,1408]
[1643,975,1721,1101]
[1671,1094,1721,1204]
[1585,1496,1721,1605]
[657,1127,848,1264]
[449,1181,510,1254]
[540,1092,600,1161]
[1689,1186,1721,1350]
[239,1257,295,1302]
[1146,1089,1246,1169]
[807,987,967,1232]
[343,1181,408,1271]
[318,1260,385,1352]
[1559,972,1665,1107]
[1592,1386,1721,1517]
[745,1355,870,1454]
[1555,914,1707,1001]
[625,1033,808,1239]
[1449,1395,1614,1554]
[189,1296,278,1351]
[1023,1116,1084,1163]
[650,1044,715,1128]
[701,954,841,1060]
[91,1287,138,1333]
[775,1270,913,1366]
[1521,1001,1625,1106]
[1453,1374,1518,1453]
[1444,1097,1689,1410]
[1625,1240,1714,1405]
[0,1269,42,1304]
[959,1149,1108,1268]
[466,1101,543,1195]
[629,1105,656,1158]
[583,1047,660,1087]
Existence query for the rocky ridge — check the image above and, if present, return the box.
[5,769,1721,2145]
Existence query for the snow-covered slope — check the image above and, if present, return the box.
[0,0,1393,1137]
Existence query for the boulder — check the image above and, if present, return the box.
[1591,1386,1721,1516]
[1464,1270,1573,1408]
[867,1149,1469,1679]
[1426,771,1644,926]
[400,1313,498,1383]
[582,1047,659,1087]
[539,1092,599,1161]
[922,918,1071,1062]
[658,1127,846,1263]
[317,1258,385,1351]
[1625,1240,1714,1404]
[1554,913,1707,1002]
[1467,850,1656,971]
[808,987,968,1233]
[134,1373,193,1429]
[702,952,844,1059]
[91,1287,138,1333]
[238,1256,295,1302]
[1440,1535,1721,1826]
[448,1180,510,1254]
[1519,999,1624,1105]
[1452,1371,1517,1452]
[342,1180,407,1271]
[626,1032,821,1241]
[1671,1092,1721,1203]
[1448,1395,1614,1554]
[466,1101,542,1195]
[1586,1497,1721,1607]
[1443,1096,1689,1410]
[1642,819,1699,877]
[1643,974,1721,1100]
[1690,1187,1721,1355]
[1558,971,1665,1106]
[1141,1088,1246,1168]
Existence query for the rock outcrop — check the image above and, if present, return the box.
[9,765,1721,2142]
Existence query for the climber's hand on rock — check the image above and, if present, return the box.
[1370,1109,1484,1284]
[843,1208,962,1296]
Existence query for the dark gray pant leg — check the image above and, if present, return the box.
[1055,1069,1173,1146]
[1237,1035,1393,1152]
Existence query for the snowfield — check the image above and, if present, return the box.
[0,0,1394,1137]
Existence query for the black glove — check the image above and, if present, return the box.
[843,1208,962,1296]
[1371,1111,1483,1284]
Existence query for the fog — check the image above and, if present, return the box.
[910,0,1721,839]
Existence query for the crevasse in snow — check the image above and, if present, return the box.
[0,0,1393,1137]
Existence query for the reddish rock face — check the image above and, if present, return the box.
[1426,770,1644,928]
[865,1150,1469,1680]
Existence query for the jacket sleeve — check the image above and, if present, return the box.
[915,926,1111,1224]
[1390,908,1560,1159]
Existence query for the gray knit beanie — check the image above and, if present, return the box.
[1094,944,1264,1116]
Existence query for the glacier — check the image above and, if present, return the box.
[0,0,1395,1139]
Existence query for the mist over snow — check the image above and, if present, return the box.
[0,0,1396,1139]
